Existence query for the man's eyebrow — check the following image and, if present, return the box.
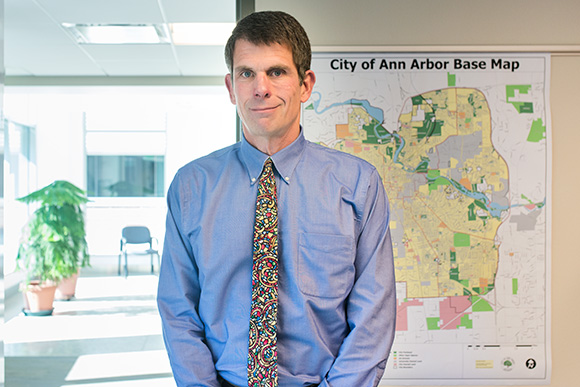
[267,64,292,72]
[234,65,253,73]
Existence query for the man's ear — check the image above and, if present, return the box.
[225,74,236,105]
[300,70,316,103]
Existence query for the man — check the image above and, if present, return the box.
[158,11,396,387]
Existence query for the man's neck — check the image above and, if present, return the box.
[243,126,300,156]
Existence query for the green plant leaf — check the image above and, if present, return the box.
[16,180,91,286]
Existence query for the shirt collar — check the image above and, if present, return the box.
[240,128,306,186]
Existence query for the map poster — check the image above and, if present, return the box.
[303,52,551,385]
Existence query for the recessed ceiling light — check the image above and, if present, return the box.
[169,23,235,45]
[62,23,170,44]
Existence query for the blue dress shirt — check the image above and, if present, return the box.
[157,130,396,387]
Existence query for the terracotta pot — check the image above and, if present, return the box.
[22,281,58,315]
[56,271,80,301]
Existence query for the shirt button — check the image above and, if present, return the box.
[251,178,256,183]
[285,177,290,181]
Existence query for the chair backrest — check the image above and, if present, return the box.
[122,226,152,244]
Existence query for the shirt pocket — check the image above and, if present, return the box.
[297,233,355,299]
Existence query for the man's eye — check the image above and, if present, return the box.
[271,70,283,77]
[241,71,252,78]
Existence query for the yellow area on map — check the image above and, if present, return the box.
[334,88,508,299]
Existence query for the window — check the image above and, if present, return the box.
[87,155,164,197]
[4,119,37,199]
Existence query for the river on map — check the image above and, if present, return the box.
[308,91,511,218]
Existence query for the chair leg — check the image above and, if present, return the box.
[124,252,129,277]
[150,254,154,274]
[118,254,122,276]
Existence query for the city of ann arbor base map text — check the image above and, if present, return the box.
[303,53,550,384]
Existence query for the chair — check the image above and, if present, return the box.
[118,226,160,277]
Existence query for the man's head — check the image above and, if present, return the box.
[225,11,311,84]
[224,11,316,155]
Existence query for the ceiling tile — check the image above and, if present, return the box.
[83,44,180,76]
[7,44,106,76]
[82,44,176,62]
[162,0,236,22]
[34,0,165,24]
[6,0,50,23]
[98,60,181,76]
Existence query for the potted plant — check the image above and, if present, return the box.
[16,180,90,315]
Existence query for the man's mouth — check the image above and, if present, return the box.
[251,105,280,113]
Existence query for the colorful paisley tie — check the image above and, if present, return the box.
[248,158,279,387]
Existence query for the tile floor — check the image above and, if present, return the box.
[3,275,176,387]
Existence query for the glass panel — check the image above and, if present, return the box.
[87,155,164,197]
[5,120,37,198]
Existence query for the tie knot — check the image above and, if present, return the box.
[261,158,274,179]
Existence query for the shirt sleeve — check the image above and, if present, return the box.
[321,169,397,387]
[157,174,221,387]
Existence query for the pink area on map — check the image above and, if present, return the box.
[525,203,536,210]
[439,296,471,330]
[396,298,424,331]
[345,140,354,148]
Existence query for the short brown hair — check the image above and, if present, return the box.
[224,11,311,83]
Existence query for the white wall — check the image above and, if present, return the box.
[256,0,580,47]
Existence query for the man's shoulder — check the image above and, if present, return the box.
[178,142,241,175]
[170,142,241,192]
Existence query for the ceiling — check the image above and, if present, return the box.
[4,0,236,77]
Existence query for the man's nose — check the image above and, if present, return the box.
[254,74,271,98]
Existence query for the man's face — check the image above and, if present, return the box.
[225,39,315,153]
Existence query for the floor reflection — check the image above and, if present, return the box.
[4,275,174,387]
